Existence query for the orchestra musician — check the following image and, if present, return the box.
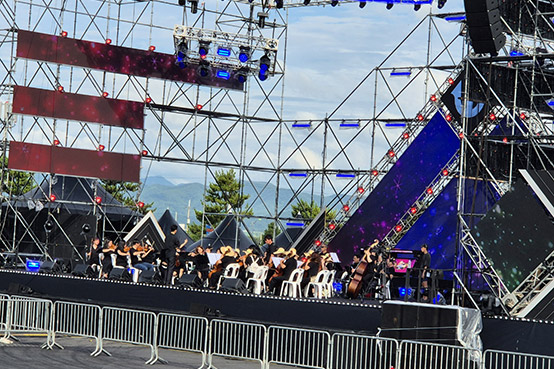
[131,240,155,272]
[208,246,238,289]
[101,239,116,278]
[242,246,264,281]
[301,251,322,292]
[189,246,210,282]
[268,248,298,294]
[262,235,276,264]
[86,237,103,274]
[115,241,131,268]
[162,224,188,285]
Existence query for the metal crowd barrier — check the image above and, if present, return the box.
[155,312,208,367]
[0,294,10,338]
[267,325,330,369]
[208,319,267,369]
[101,307,157,365]
[398,339,481,369]
[7,295,53,348]
[483,349,554,369]
[331,333,398,369]
[50,301,108,356]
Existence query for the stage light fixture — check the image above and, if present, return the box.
[414,3,421,11]
[386,3,393,10]
[314,240,322,247]
[448,78,454,85]
[137,201,145,208]
[217,47,231,57]
[430,94,437,102]
[95,196,102,204]
[489,113,496,121]
[145,97,152,104]
[198,41,210,57]
[446,114,452,122]
[519,112,527,120]
[458,132,464,139]
[426,187,433,195]
[402,132,410,139]
[259,54,271,81]
[238,46,251,63]
[216,70,230,80]
[359,1,366,8]
[106,38,112,45]
[196,104,203,110]
[275,0,283,8]
[387,150,395,158]
[417,114,424,121]
[198,60,211,78]
[98,144,105,151]
[236,67,249,83]
[437,0,446,9]
[102,91,109,98]
[82,223,91,234]
[358,187,365,194]
[61,31,68,37]
[409,207,418,215]
[331,0,338,6]
[371,170,379,176]
[258,12,268,28]
[178,0,185,5]
[441,169,449,176]
[394,224,403,232]
[328,223,336,230]
[53,139,60,146]
[303,0,311,4]
[26,259,41,273]
[57,86,64,93]
[142,149,148,156]
[343,204,350,212]
[44,219,54,232]
[503,137,508,143]
[189,0,198,13]
[49,194,57,202]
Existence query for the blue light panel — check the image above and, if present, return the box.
[292,123,311,128]
[444,15,466,21]
[336,173,356,178]
[286,222,305,227]
[26,259,41,272]
[510,50,525,57]
[289,173,307,177]
[216,70,230,80]
[390,71,411,77]
[385,122,407,127]
[217,47,231,57]
[339,122,360,128]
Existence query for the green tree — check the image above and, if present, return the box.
[189,169,253,241]
[101,180,154,215]
[290,199,336,223]
[262,221,282,241]
[0,158,36,196]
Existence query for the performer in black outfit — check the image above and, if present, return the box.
[162,224,188,285]
[262,235,277,264]
[420,244,431,288]
[86,237,102,266]
[190,246,210,282]
[208,246,238,289]
[268,248,298,294]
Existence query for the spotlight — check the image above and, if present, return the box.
[95,196,102,204]
[437,0,447,9]
[359,1,366,8]
[49,194,57,202]
[198,41,210,57]
[331,0,338,6]
[178,0,185,5]
[236,67,249,84]
[142,149,148,156]
[303,0,310,4]
[259,54,271,81]
[216,70,230,80]
[198,60,211,78]
[137,201,145,208]
[106,38,112,45]
[44,219,54,233]
[275,0,283,8]
[217,47,231,57]
[238,46,251,63]
[414,3,421,11]
[258,12,268,28]
[82,223,91,234]
[386,2,393,9]
[98,144,105,151]
[189,0,198,14]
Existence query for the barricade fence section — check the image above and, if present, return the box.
[156,313,208,366]
[101,307,157,364]
[8,295,53,347]
[209,319,267,369]
[332,333,398,369]
[398,339,481,369]
[267,325,330,369]
[51,301,104,355]
[0,294,10,337]
[483,349,554,369]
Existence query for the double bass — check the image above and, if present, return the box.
[346,247,374,298]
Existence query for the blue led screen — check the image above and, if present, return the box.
[329,113,460,265]
[394,178,499,270]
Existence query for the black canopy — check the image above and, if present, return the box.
[186,214,254,252]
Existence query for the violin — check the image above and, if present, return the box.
[208,263,223,279]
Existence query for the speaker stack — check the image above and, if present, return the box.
[464,0,506,56]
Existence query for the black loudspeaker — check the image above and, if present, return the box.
[7,282,32,295]
[72,264,91,277]
[109,268,132,281]
[464,0,505,55]
[219,278,247,294]
[179,274,201,288]
[138,269,158,283]
[39,260,62,274]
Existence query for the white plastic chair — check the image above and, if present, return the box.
[323,270,336,298]
[246,265,269,295]
[305,270,329,298]
[280,268,305,298]
[217,263,241,289]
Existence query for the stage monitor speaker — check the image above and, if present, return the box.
[72,263,91,277]
[464,0,506,55]
[138,269,158,283]
[39,259,62,274]
[220,278,247,294]
[109,267,132,281]
[7,282,33,295]
[179,274,201,288]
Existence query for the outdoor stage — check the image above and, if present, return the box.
[0,269,552,356]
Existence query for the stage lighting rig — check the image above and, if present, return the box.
[359,1,366,8]
[189,0,198,13]
[414,3,421,11]
[258,11,268,28]
[437,0,446,9]
[331,0,339,6]
[386,2,393,9]
[198,40,211,58]
[259,54,271,81]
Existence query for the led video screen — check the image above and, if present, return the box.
[328,113,460,265]
[17,30,244,91]
[8,141,140,183]
[13,86,144,129]
[472,180,554,291]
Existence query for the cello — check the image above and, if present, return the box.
[346,248,372,298]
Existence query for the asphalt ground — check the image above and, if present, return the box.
[0,334,280,369]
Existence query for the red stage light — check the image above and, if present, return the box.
[357,187,365,194]
[200,54,207,60]
[145,97,152,104]
[388,150,395,158]
[446,114,452,122]
[149,45,156,51]
[196,104,203,110]
[49,194,56,202]
[61,31,68,37]
[503,137,508,143]
[394,224,403,232]
[520,112,526,120]
[141,150,148,156]
[106,38,112,45]
[371,170,379,176]
[102,91,109,98]
[448,78,454,85]
[458,132,464,139]
[402,132,410,139]
[343,204,350,212]
[53,139,60,146]
[426,187,433,195]
[314,240,322,247]
[417,114,424,121]
[95,196,102,204]
[57,86,64,93]
[442,169,449,176]
[409,207,418,214]
[98,144,105,151]
[137,201,145,208]
[489,113,496,121]
[328,223,336,230]
[430,94,437,102]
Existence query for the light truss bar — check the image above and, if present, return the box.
[230,0,433,8]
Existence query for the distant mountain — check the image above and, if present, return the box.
[140,177,322,235]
